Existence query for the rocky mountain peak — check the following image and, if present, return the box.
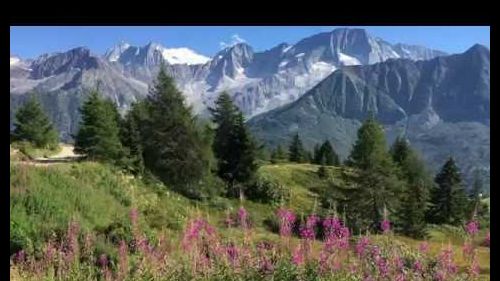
[30,47,99,79]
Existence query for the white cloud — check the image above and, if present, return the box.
[219,34,247,49]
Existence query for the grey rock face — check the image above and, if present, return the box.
[11,28,448,140]
[247,45,490,188]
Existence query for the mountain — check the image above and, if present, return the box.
[11,28,447,140]
[10,48,149,139]
[247,44,490,189]
[103,28,448,117]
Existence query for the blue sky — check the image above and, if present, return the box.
[10,26,490,59]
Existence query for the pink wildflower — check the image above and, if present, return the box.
[413,259,423,274]
[395,273,406,281]
[484,230,490,247]
[238,207,248,229]
[435,270,446,281]
[292,245,304,265]
[465,220,479,236]
[418,241,429,254]
[225,243,239,266]
[462,242,474,260]
[117,240,128,281]
[355,236,370,258]
[469,252,480,278]
[98,254,112,281]
[276,208,296,237]
[381,219,391,234]
[13,250,25,264]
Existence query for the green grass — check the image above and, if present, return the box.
[10,160,490,279]
[258,163,352,213]
[11,141,61,159]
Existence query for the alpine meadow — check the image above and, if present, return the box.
[10,26,490,281]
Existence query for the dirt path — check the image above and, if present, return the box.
[11,144,84,166]
[33,144,81,160]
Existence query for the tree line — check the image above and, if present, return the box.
[12,67,488,238]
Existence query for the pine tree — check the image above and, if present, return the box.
[344,116,403,231]
[428,157,469,225]
[390,136,432,238]
[288,133,305,163]
[13,96,59,149]
[313,144,322,164]
[271,145,287,164]
[74,90,125,163]
[120,101,147,175]
[210,92,258,197]
[135,66,209,196]
[319,140,339,166]
[304,150,314,163]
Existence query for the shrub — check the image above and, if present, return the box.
[245,177,291,204]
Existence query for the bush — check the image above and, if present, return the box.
[317,165,327,179]
[245,177,291,204]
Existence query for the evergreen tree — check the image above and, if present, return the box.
[138,67,209,196]
[343,116,403,231]
[313,144,322,164]
[319,140,339,166]
[390,136,409,167]
[271,144,287,164]
[390,136,432,238]
[13,96,59,148]
[74,90,125,163]
[210,92,258,197]
[428,157,469,225]
[120,101,147,175]
[304,150,314,163]
[288,133,305,163]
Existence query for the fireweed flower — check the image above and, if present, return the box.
[98,254,112,281]
[485,230,490,247]
[43,241,56,263]
[276,208,296,237]
[13,250,26,264]
[371,246,389,277]
[238,207,248,230]
[299,226,315,240]
[465,220,479,236]
[413,259,423,274]
[468,252,480,278]
[438,244,457,275]
[292,245,304,266]
[462,242,474,260]
[355,236,370,258]
[393,255,404,271]
[64,221,80,264]
[435,270,446,281]
[381,219,391,234]
[305,214,319,229]
[418,241,429,254]
[117,240,129,280]
[395,273,406,281]
[225,243,239,266]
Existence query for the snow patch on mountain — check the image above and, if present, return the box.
[337,52,361,66]
[161,48,211,65]
[10,57,20,66]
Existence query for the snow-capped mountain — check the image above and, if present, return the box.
[11,28,449,140]
[248,44,490,190]
[104,41,210,66]
[10,56,21,66]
